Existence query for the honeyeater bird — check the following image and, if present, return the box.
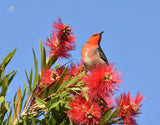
[81,31,109,70]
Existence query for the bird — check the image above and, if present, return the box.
[81,31,109,70]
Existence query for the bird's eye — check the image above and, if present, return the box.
[93,34,98,36]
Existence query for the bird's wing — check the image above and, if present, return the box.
[98,46,109,64]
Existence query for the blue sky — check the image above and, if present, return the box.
[0,0,160,124]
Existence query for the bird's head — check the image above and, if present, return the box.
[87,31,104,45]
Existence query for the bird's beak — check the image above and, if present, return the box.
[100,31,104,35]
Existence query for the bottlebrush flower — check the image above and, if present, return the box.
[67,95,102,125]
[85,63,122,99]
[68,61,85,77]
[33,68,57,98]
[116,92,145,124]
[40,68,55,85]
[44,18,76,59]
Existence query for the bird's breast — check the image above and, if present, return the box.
[81,45,105,69]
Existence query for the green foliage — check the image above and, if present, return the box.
[0,48,17,125]
[40,40,46,70]
[32,48,39,90]
[100,107,122,125]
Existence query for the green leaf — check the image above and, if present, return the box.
[0,48,16,81]
[65,71,85,88]
[81,86,89,91]
[0,48,17,69]
[109,117,123,124]
[23,115,28,125]
[0,96,5,103]
[7,106,12,125]
[25,69,33,93]
[83,92,89,102]
[54,67,68,92]
[69,87,82,91]
[8,71,17,85]
[100,107,114,125]
[13,92,17,108]
[32,48,38,90]
[2,120,7,125]
[48,117,56,125]
[49,101,60,110]
[57,76,71,92]
[57,72,85,91]
[41,85,48,99]
[59,90,70,99]
[54,63,61,71]
[21,82,27,102]
[2,76,9,96]
[35,97,47,106]
[46,55,58,68]
[48,84,56,97]
[40,40,46,70]
[2,71,15,92]
[4,100,9,110]
[108,107,121,121]
[57,71,85,92]
[69,118,73,125]
[29,67,33,86]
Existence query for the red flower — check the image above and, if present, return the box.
[44,18,76,59]
[33,68,56,98]
[52,18,64,35]
[86,63,122,99]
[69,61,85,77]
[40,68,55,85]
[116,92,145,124]
[67,95,102,125]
